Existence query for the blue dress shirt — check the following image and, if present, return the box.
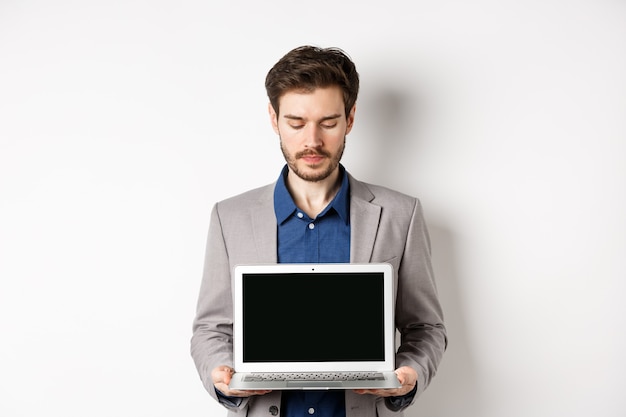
[274,164,351,265]
[275,164,350,417]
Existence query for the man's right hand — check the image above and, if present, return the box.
[212,366,272,397]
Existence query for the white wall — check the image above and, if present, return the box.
[1,1,624,416]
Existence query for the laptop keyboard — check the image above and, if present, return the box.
[243,372,385,382]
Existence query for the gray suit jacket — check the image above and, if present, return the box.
[191,173,447,417]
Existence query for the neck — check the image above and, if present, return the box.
[286,169,341,218]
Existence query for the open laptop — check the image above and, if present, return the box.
[229,263,401,390]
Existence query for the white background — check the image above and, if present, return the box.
[1,1,624,416]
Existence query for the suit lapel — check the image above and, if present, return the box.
[349,175,381,263]
[250,185,278,263]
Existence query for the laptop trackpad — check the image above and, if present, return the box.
[287,381,344,388]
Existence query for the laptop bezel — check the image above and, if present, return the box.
[233,263,396,373]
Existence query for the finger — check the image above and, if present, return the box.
[394,371,405,385]
[221,367,234,384]
[353,387,408,398]
[240,389,273,396]
[395,366,417,387]
[212,366,235,385]
[221,387,272,398]
[354,389,383,396]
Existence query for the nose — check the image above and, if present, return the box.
[303,124,323,148]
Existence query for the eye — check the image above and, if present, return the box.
[321,123,337,129]
[289,124,305,130]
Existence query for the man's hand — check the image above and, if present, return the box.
[212,366,272,398]
[353,366,417,397]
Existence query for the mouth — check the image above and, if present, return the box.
[300,155,325,164]
[297,150,329,165]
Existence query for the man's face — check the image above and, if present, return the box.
[270,86,355,183]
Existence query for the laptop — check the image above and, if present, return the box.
[229,263,401,390]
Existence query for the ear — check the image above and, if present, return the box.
[345,104,356,135]
[268,102,279,134]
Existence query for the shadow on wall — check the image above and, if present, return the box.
[350,86,417,188]
[359,82,484,416]
[408,224,484,417]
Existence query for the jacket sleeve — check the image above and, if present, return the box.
[394,199,447,405]
[190,203,249,411]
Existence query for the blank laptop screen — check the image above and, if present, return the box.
[242,272,385,363]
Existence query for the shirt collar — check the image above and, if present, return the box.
[274,165,298,224]
[273,164,350,225]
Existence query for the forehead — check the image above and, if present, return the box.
[278,86,345,117]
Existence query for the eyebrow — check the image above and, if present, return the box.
[283,114,342,122]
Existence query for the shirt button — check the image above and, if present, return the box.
[308,223,315,230]
[297,212,304,219]
[308,407,315,415]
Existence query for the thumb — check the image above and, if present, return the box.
[212,366,235,385]
[394,369,405,385]
[223,366,235,384]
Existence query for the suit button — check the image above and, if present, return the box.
[269,405,279,416]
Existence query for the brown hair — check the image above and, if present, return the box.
[265,45,359,118]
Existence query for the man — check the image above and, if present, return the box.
[191,45,447,417]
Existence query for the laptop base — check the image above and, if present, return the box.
[229,371,401,390]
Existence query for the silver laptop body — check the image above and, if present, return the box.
[229,263,401,390]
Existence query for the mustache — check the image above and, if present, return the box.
[295,149,331,159]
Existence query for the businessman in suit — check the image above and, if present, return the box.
[191,46,447,417]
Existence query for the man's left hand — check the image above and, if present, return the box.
[353,366,417,397]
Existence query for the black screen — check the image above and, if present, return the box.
[242,272,385,362]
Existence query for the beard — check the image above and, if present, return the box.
[280,137,346,182]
